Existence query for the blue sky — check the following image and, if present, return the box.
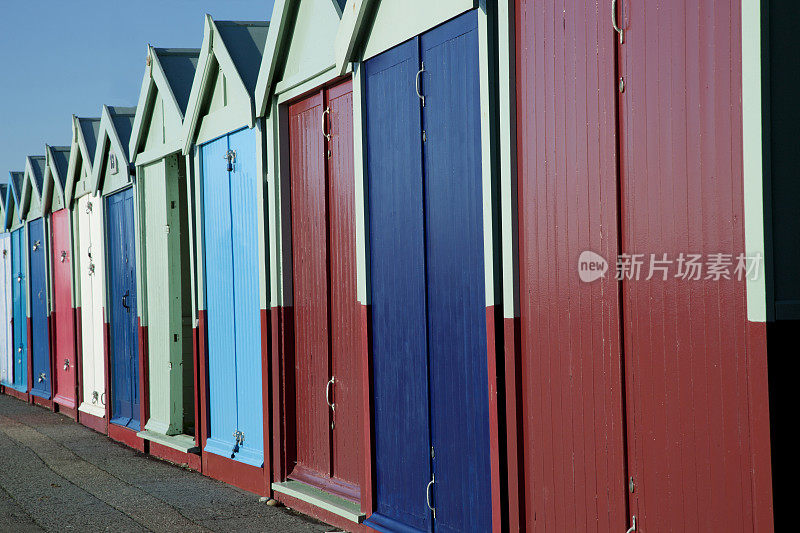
[0,0,275,180]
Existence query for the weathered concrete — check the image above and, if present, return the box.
[0,394,334,532]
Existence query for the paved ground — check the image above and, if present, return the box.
[0,394,335,532]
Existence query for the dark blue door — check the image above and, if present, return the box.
[365,11,490,533]
[11,228,27,392]
[28,218,51,399]
[202,127,263,467]
[107,187,140,430]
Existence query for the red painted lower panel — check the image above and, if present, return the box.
[204,451,267,495]
[149,441,201,472]
[55,402,78,421]
[358,304,372,517]
[31,394,54,410]
[260,309,272,487]
[4,386,28,402]
[503,316,522,532]
[274,492,371,533]
[78,409,107,434]
[108,423,145,452]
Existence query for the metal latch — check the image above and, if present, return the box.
[63,359,70,371]
[231,430,244,458]
[626,515,636,533]
[33,240,41,251]
[426,474,436,519]
[60,250,68,263]
[224,150,236,172]
[38,372,46,383]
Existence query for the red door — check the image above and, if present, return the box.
[514,0,772,531]
[51,208,77,409]
[617,1,769,530]
[514,1,627,531]
[288,79,360,500]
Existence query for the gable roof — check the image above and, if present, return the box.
[91,105,137,194]
[181,16,269,153]
[333,0,376,75]
[21,155,46,219]
[130,46,201,161]
[42,144,71,213]
[255,0,345,117]
[65,115,101,206]
[3,175,21,230]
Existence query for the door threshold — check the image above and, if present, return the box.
[137,430,199,454]
[271,480,365,523]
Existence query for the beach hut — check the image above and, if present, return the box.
[42,144,78,419]
[64,115,107,433]
[21,155,53,409]
[253,1,365,526]
[180,16,270,493]
[4,173,28,400]
[0,183,10,390]
[332,2,504,531]
[129,45,201,469]
[90,105,142,450]
[499,1,774,531]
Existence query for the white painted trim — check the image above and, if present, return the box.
[333,0,376,75]
[352,63,370,305]
[742,0,766,322]
[274,64,336,100]
[91,105,133,196]
[134,140,183,167]
[255,0,296,117]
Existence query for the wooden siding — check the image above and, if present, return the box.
[51,208,77,409]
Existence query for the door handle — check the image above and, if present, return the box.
[612,0,624,43]
[122,291,130,311]
[415,62,426,107]
[322,106,331,141]
[63,359,70,371]
[326,376,335,412]
[426,475,436,518]
[626,516,636,533]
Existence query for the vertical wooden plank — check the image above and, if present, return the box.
[289,91,332,478]
[326,79,361,493]
[420,12,492,533]
[12,228,27,392]
[201,135,238,457]
[28,217,51,400]
[363,37,433,533]
[618,0,772,529]
[51,209,77,409]
[229,126,266,468]
[515,0,627,531]
[1,233,11,386]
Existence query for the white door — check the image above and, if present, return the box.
[77,194,106,418]
[0,233,10,385]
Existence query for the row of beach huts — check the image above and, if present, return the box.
[0,1,784,531]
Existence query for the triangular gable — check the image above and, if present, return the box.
[4,175,22,230]
[65,115,101,207]
[130,46,201,162]
[42,144,71,214]
[21,155,46,220]
[333,0,473,74]
[91,105,136,195]
[255,0,344,116]
[181,16,269,153]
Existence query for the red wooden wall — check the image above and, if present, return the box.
[51,209,77,412]
[513,0,773,531]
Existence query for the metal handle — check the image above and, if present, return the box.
[100,392,106,405]
[322,107,331,141]
[426,476,435,517]
[64,359,70,371]
[38,372,46,383]
[60,251,67,263]
[122,291,129,311]
[626,516,636,533]
[326,376,335,411]
[33,240,41,251]
[415,63,426,107]
[612,0,624,43]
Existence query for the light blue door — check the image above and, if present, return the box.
[202,127,263,467]
[11,228,27,392]
[28,218,51,399]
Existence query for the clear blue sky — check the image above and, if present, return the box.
[0,0,275,180]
